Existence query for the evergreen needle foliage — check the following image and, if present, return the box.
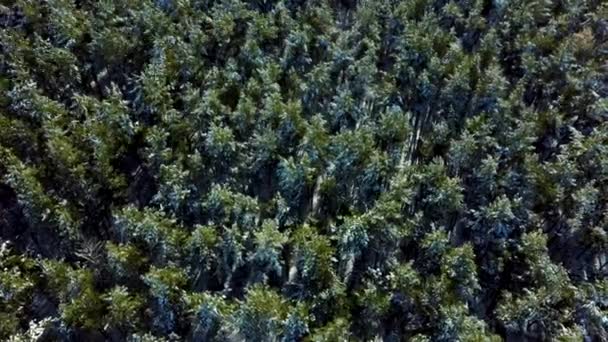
[0,0,607,340]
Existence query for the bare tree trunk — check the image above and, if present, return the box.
[311,174,324,218]
[342,252,355,284]
[399,109,426,170]
[288,256,297,283]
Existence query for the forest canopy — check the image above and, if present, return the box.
[0,0,607,340]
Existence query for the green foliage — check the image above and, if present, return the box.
[440,244,480,302]
[0,0,606,340]
[308,317,352,342]
[232,284,290,340]
[185,291,234,341]
[55,267,105,329]
[143,266,188,334]
[250,219,288,283]
[0,244,37,338]
[104,286,144,330]
[106,242,148,281]
[291,225,336,297]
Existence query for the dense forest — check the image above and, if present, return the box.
[0,0,607,340]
